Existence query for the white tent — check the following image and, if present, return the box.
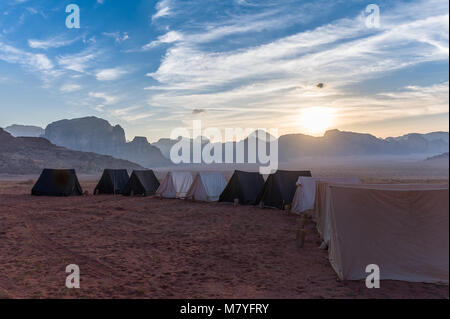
[291,177,360,214]
[186,172,227,202]
[155,172,194,199]
[327,184,449,283]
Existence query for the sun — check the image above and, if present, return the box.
[300,107,335,135]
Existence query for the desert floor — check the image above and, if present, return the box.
[0,180,448,299]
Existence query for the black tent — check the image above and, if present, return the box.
[219,170,265,205]
[122,170,160,196]
[31,169,83,196]
[94,169,129,195]
[255,170,312,209]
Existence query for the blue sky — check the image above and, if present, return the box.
[0,0,448,142]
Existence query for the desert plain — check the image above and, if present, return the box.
[0,164,448,299]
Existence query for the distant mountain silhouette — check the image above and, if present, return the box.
[4,124,44,137]
[0,128,142,175]
[425,152,449,163]
[8,116,448,167]
[154,128,448,162]
[43,117,169,168]
[278,129,449,160]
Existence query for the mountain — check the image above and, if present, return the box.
[387,132,449,145]
[4,124,44,137]
[0,128,143,175]
[43,117,169,168]
[278,129,449,161]
[425,152,449,163]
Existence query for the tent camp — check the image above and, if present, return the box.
[94,169,129,195]
[186,172,227,202]
[291,177,360,214]
[219,170,265,205]
[156,172,193,199]
[31,169,83,196]
[255,170,312,209]
[122,170,160,196]
[327,184,449,283]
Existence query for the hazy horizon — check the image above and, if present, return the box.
[2,115,450,144]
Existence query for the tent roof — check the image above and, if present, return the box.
[219,170,265,205]
[256,170,312,209]
[186,172,227,201]
[31,168,83,196]
[94,169,129,195]
[197,172,227,196]
[156,171,194,198]
[122,170,160,196]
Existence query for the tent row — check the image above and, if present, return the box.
[31,168,313,208]
[290,176,449,284]
[30,169,449,284]
[31,169,161,197]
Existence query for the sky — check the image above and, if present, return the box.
[0,0,448,142]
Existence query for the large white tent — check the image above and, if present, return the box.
[155,172,194,199]
[291,177,360,214]
[186,172,227,202]
[315,182,446,247]
[327,184,449,283]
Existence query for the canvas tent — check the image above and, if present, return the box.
[186,172,227,202]
[122,170,160,196]
[315,182,444,247]
[291,177,360,214]
[327,184,449,283]
[219,170,265,205]
[156,172,193,199]
[255,170,312,209]
[94,169,129,195]
[31,169,83,196]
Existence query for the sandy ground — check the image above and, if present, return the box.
[0,180,448,299]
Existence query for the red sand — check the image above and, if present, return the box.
[0,181,448,299]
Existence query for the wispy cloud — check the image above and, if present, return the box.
[142,31,183,50]
[152,0,173,21]
[0,41,54,72]
[95,68,128,81]
[57,49,98,73]
[60,83,82,92]
[88,91,119,105]
[28,36,80,50]
[102,32,129,43]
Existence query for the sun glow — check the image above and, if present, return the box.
[300,107,335,135]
